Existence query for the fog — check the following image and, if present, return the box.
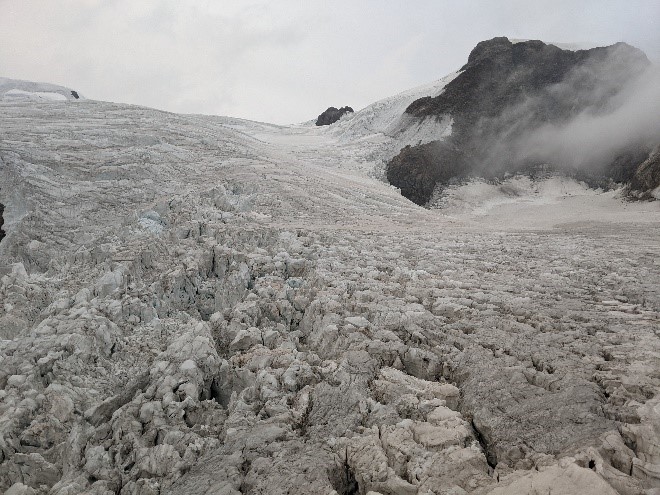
[517,66,660,171]
[476,44,660,178]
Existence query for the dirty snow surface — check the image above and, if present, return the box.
[0,97,659,495]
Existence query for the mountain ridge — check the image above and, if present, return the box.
[386,37,659,205]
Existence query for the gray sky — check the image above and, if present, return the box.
[2,1,659,124]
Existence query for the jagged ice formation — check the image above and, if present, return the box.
[1,40,660,495]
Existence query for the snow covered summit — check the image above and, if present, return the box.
[0,77,83,102]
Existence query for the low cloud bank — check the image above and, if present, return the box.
[482,45,660,177]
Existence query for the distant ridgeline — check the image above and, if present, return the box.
[0,77,83,102]
[387,37,659,205]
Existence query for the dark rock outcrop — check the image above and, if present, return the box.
[388,141,465,206]
[0,202,5,244]
[387,37,654,205]
[626,147,660,199]
[70,90,79,99]
[316,106,354,126]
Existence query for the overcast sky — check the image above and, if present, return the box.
[2,1,659,124]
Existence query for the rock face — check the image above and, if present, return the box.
[0,80,659,494]
[387,37,656,205]
[0,202,5,243]
[315,106,354,126]
[627,146,660,199]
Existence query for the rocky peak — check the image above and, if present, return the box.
[388,37,655,205]
[315,106,354,126]
[462,36,514,67]
[407,37,649,123]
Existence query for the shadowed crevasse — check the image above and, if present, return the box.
[387,37,657,205]
[0,202,5,244]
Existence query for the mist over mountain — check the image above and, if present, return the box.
[1,37,659,495]
[386,37,660,205]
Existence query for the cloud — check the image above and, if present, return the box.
[477,45,660,179]
[0,1,310,121]
[517,66,660,171]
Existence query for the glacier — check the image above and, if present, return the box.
[0,70,659,495]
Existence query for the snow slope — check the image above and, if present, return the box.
[0,77,82,102]
[329,71,458,143]
[429,175,660,230]
[0,80,659,495]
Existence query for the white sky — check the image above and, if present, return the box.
[1,1,659,124]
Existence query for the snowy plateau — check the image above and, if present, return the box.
[1,41,660,495]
